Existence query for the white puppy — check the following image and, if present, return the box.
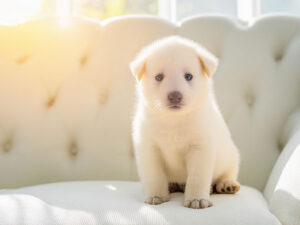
[130,36,240,209]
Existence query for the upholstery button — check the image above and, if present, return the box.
[15,55,30,64]
[46,96,56,108]
[80,54,88,67]
[3,139,12,152]
[69,141,78,156]
[130,149,135,158]
[247,96,253,106]
[274,52,283,62]
[99,91,108,105]
[246,93,255,107]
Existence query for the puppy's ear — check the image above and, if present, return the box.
[130,56,146,81]
[196,46,218,77]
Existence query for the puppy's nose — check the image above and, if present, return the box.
[168,91,182,104]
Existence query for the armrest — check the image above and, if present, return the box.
[264,110,300,225]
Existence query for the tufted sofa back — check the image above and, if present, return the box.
[0,15,299,191]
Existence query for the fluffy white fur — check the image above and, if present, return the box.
[130,36,240,209]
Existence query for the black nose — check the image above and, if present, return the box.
[168,91,182,104]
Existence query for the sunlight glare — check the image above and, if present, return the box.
[56,0,71,27]
[0,0,44,25]
[105,184,117,191]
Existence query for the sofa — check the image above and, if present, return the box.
[0,14,299,225]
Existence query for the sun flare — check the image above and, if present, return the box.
[0,0,45,25]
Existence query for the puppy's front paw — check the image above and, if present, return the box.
[145,196,169,205]
[184,198,213,209]
[216,180,240,194]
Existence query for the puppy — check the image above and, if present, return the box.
[130,36,240,209]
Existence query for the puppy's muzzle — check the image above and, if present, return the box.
[168,91,182,105]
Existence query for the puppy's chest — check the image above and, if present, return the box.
[151,124,192,152]
[151,125,192,182]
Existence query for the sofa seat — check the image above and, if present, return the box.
[0,181,280,225]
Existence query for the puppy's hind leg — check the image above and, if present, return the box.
[215,162,240,194]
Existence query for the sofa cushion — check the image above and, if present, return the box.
[0,181,280,225]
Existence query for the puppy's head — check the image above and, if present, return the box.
[130,36,218,115]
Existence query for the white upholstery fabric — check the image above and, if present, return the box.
[264,111,300,225]
[0,181,280,225]
[0,15,300,192]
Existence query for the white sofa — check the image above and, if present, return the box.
[0,15,299,225]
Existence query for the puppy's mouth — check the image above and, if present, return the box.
[168,104,183,110]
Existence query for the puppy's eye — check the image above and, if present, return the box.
[155,74,164,82]
[184,73,193,81]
